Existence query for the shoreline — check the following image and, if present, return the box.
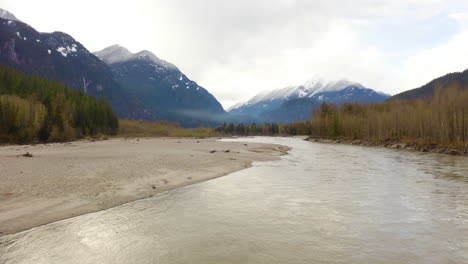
[306,137,468,156]
[0,137,290,236]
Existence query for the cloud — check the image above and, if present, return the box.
[382,30,468,94]
[200,19,388,105]
[1,0,468,108]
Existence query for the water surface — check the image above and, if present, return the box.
[1,137,467,264]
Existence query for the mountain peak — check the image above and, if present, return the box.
[303,78,365,96]
[94,45,177,69]
[0,8,20,22]
[106,44,131,53]
[133,50,178,69]
[135,50,158,60]
[229,77,382,113]
[94,44,133,64]
[228,77,389,123]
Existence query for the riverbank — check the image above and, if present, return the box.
[306,137,468,156]
[0,137,289,235]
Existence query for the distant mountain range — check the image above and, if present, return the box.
[0,9,225,127]
[4,8,462,127]
[0,11,152,120]
[95,45,226,127]
[229,79,389,123]
[0,8,392,126]
[390,69,468,101]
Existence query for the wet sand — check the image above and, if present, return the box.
[0,137,289,235]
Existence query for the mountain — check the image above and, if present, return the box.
[0,11,152,119]
[0,8,20,21]
[95,45,226,127]
[0,65,118,143]
[390,68,468,101]
[229,79,389,123]
[262,97,321,123]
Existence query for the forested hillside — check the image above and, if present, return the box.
[0,17,153,120]
[95,45,227,127]
[310,84,468,146]
[390,68,468,101]
[0,66,118,143]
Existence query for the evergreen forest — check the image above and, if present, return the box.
[0,66,118,143]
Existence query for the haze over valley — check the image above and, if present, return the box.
[0,2,467,263]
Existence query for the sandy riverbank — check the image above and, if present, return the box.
[0,137,289,235]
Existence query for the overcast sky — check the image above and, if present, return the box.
[2,0,468,108]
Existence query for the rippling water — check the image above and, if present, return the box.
[1,137,467,264]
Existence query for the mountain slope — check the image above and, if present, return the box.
[95,45,226,127]
[263,97,321,123]
[0,13,152,119]
[313,85,389,103]
[390,68,468,101]
[229,79,389,123]
[0,65,118,143]
[0,8,19,21]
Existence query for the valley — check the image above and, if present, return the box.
[0,3,467,264]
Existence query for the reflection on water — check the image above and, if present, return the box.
[1,137,467,264]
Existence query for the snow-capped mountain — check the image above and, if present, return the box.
[229,79,375,111]
[95,45,226,127]
[229,78,389,123]
[94,44,133,64]
[0,8,20,22]
[231,79,363,109]
[0,10,153,119]
[0,9,225,126]
[233,85,314,109]
[95,45,177,69]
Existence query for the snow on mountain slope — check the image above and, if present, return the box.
[95,45,177,70]
[229,78,368,111]
[93,44,133,64]
[94,45,226,127]
[0,12,154,120]
[228,78,389,123]
[306,79,366,96]
[249,85,312,104]
[0,8,20,22]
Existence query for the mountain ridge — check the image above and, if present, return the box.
[0,9,226,126]
[0,15,153,119]
[0,8,20,22]
[229,78,389,123]
[229,78,387,112]
[95,45,178,70]
[94,45,227,127]
[390,68,468,101]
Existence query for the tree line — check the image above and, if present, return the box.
[215,82,468,148]
[214,121,311,136]
[310,84,468,145]
[0,66,118,143]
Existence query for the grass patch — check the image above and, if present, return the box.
[118,119,216,138]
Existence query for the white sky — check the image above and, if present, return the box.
[2,0,468,108]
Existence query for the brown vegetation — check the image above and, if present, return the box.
[118,119,216,138]
[310,84,468,154]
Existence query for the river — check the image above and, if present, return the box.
[0,137,467,264]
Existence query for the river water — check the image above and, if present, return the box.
[0,137,467,264]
